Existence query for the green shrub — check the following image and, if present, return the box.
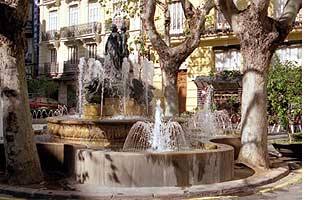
[267,57,302,128]
[27,78,59,99]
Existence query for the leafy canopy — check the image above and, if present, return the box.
[267,57,302,127]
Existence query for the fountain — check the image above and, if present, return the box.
[123,100,189,152]
[75,99,234,187]
[41,24,234,188]
[46,25,154,147]
[185,86,238,139]
[183,86,242,159]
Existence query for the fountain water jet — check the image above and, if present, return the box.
[185,87,236,139]
[123,100,189,152]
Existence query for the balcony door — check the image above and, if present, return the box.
[169,1,185,35]
[68,46,78,64]
[50,49,57,63]
[69,5,79,26]
[88,3,100,23]
[48,10,58,31]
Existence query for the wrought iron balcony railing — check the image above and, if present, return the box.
[38,62,59,77]
[63,61,79,75]
[60,22,102,38]
[41,30,60,41]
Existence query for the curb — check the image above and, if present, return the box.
[256,169,302,194]
[0,167,289,200]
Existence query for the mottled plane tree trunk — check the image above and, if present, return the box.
[143,0,215,116]
[215,0,302,169]
[0,0,43,184]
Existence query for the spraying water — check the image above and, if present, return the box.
[123,99,189,152]
[151,99,163,150]
[121,58,130,115]
[78,58,86,117]
[142,58,154,116]
[185,87,235,139]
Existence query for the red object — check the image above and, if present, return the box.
[29,97,60,110]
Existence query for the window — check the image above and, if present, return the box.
[274,46,302,65]
[87,44,97,58]
[112,1,126,29]
[215,50,242,71]
[50,49,57,63]
[169,1,185,34]
[69,5,79,26]
[48,10,58,31]
[88,3,100,23]
[68,46,78,64]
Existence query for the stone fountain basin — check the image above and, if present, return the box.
[46,116,146,147]
[1,141,234,188]
[75,143,234,187]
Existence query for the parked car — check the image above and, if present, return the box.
[29,97,60,110]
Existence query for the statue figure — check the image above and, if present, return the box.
[105,24,122,71]
[120,23,129,61]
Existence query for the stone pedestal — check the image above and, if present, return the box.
[83,104,101,119]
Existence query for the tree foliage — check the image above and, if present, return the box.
[27,78,59,99]
[267,57,302,127]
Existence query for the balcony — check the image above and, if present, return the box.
[41,30,60,41]
[63,60,78,76]
[38,62,59,77]
[60,22,102,38]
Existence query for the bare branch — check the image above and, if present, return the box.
[180,0,196,21]
[279,0,302,27]
[171,0,215,63]
[142,0,170,58]
[214,0,239,25]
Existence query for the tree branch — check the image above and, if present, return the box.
[278,0,302,27]
[142,0,170,58]
[180,0,196,22]
[171,0,215,64]
[214,0,239,25]
[274,0,302,44]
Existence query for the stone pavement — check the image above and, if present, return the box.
[191,169,302,200]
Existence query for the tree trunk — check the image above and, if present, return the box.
[238,67,269,169]
[162,60,179,117]
[237,45,273,169]
[0,4,43,184]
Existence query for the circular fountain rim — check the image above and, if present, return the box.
[84,142,232,155]
[46,116,148,125]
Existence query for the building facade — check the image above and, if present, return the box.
[37,0,302,112]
